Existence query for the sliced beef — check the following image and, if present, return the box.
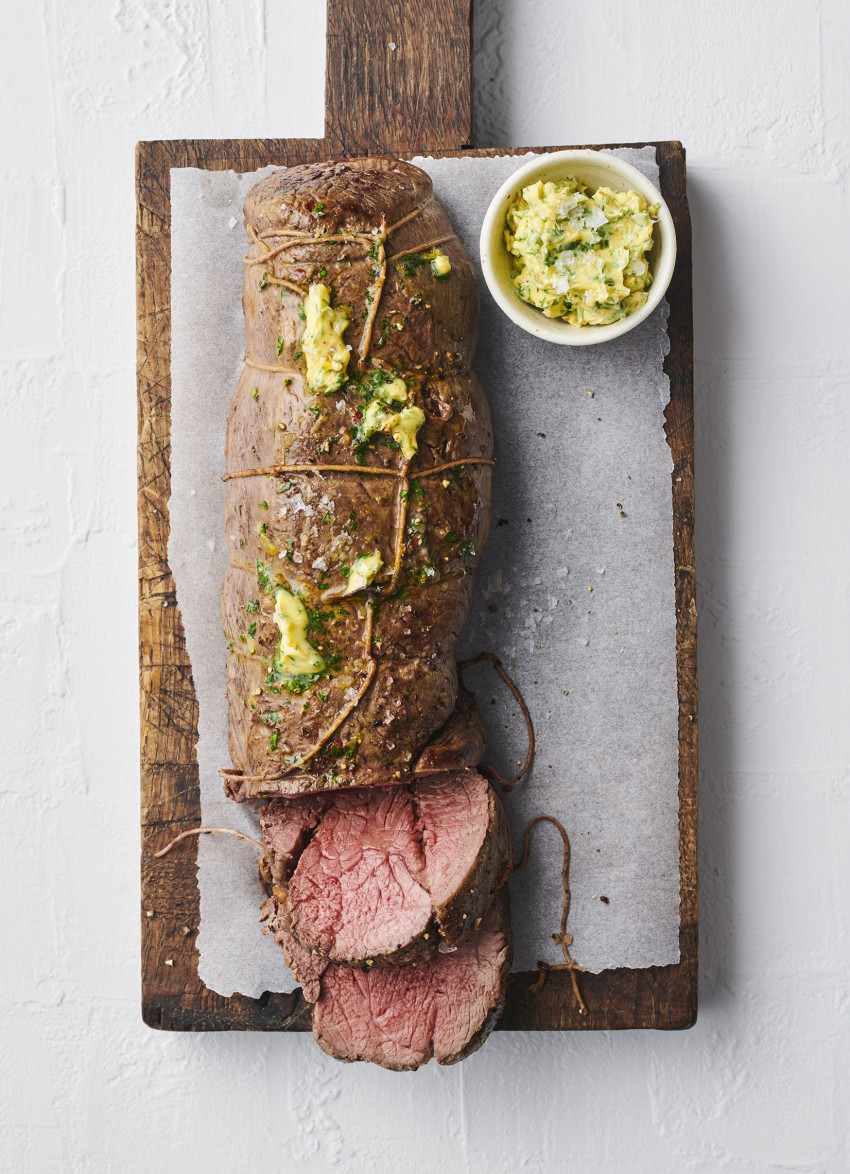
[312,888,512,1070]
[288,787,433,966]
[416,770,510,945]
[259,792,329,884]
[258,770,511,969]
[260,894,327,1002]
[228,159,510,1071]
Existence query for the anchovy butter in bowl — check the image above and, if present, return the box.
[480,151,676,346]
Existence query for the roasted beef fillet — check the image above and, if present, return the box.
[228,159,513,1069]
[223,158,492,795]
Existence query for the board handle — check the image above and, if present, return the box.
[324,0,473,156]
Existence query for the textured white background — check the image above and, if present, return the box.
[2,1,849,1170]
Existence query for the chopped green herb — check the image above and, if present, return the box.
[276,336,284,356]
[259,500,269,509]
[269,731,279,750]
[401,481,424,502]
[408,564,437,585]
[259,272,269,291]
[257,560,273,591]
[245,598,260,614]
[252,387,259,400]
[400,252,430,276]
[247,621,257,638]
[266,669,323,695]
[314,202,326,217]
[444,530,459,543]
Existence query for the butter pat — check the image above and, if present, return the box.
[425,249,451,278]
[302,283,351,394]
[346,550,383,593]
[272,587,325,676]
[360,396,425,461]
[373,376,409,406]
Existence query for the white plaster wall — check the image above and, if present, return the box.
[2,0,848,1169]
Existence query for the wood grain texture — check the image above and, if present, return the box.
[137,0,696,1034]
[324,0,472,156]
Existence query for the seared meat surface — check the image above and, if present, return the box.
[223,158,492,794]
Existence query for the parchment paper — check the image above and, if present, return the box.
[169,149,680,997]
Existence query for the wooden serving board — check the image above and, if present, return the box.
[137,0,696,1033]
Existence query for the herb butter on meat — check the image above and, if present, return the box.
[222,158,494,795]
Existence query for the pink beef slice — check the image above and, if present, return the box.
[287,787,434,967]
[312,887,512,1070]
[279,770,511,967]
[260,895,327,1003]
[415,770,512,946]
[259,794,329,884]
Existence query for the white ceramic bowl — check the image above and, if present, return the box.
[479,150,677,346]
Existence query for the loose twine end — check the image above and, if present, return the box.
[152,827,264,859]
[458,652,535,790]
[514,814,588,1016]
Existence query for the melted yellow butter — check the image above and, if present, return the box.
[272,587,325,676]
[346,550,383,593]
[258,527,279,556]
[302,283,351,394]
[361,400,425,461]
[424,249,451,278]
[373,376,409,406]
[505,178,657,326]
